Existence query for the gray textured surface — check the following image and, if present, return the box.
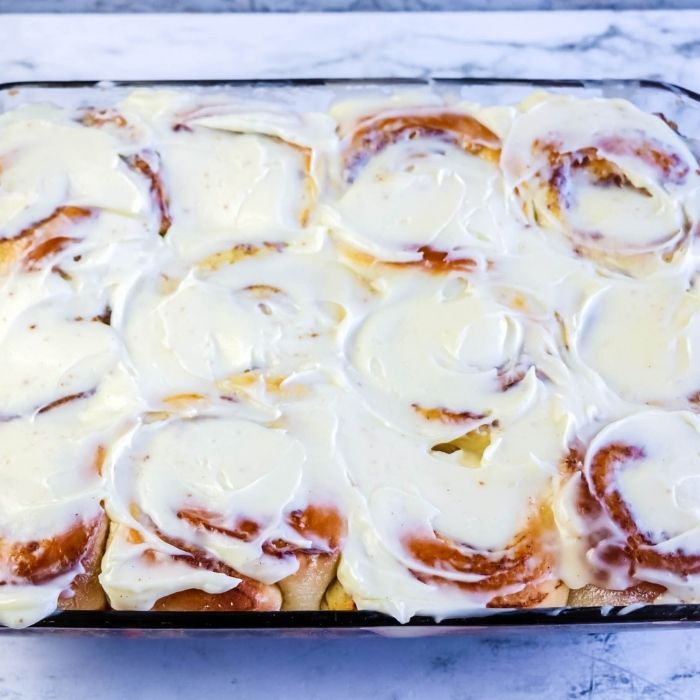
[2,629,700,699]
[2,0,700,12]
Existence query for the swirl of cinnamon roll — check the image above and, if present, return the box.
[0,401,110,627]
[563,277,700,409]
[118,250,354,412]
[501,95,700,275]
[0,272,122,417]
[101,403,346,612]
[117,90,336,261]
[327,101,513,267]
[0,103,167,283]
[346,276,538,440]
[0,104,144,232]
[557,411,700,601]
[335,396,569,620]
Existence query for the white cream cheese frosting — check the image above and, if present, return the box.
[346,274,539,440]
[0,104,145,234]
[329,138,513,263]
[101,415,306,604]
[571,277,700,407]
[2,85,700,628]
[501,94,700,275]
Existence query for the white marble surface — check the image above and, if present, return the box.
[2,10,700,699]
[0,10,700,89]
[3,1,700,12]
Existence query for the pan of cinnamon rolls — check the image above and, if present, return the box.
[1,79,700,631]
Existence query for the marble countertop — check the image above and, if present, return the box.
[2,10,700,89]
[3,1,700,12]
[2,10,700,699]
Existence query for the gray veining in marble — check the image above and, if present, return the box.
[1,10,700,699]
[2,0,700,12]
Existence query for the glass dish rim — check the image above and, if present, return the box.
[0,77,698,102]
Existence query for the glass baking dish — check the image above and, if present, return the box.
[1,77,700,636]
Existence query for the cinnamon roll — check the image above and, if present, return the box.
[346,275,538,440]
[100,402,346,613]
[0,403,111,627]
[327,99,515,268]
[116,90,335,262]
[558,411,700,604]
[562,276,700,410]
[335,395,570,621]
[501,95,700,275]
[118,250,354,413]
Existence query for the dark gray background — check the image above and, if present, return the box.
[2,0,700,11]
